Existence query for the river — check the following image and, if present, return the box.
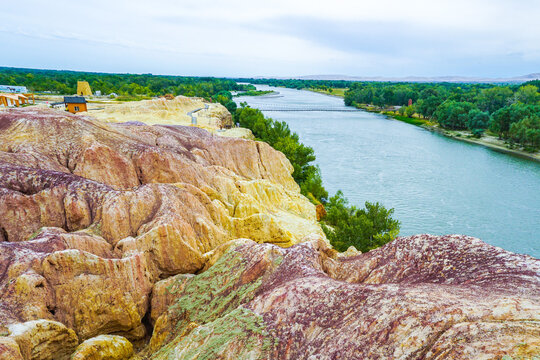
[235,85,540,258]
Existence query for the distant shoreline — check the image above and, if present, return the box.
[262,86,540,163]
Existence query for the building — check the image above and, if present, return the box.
[64,96,87,113]
[0,85,28,94]
[77,81,92,96]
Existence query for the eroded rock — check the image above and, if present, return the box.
[148,234,540,359]
[71,335,133,360]
[0,108,321,357]
[7,320,78,360]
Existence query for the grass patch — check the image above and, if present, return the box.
[235,90,274,97]
[309,88,347,97]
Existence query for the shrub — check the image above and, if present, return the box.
[321,191,400,252]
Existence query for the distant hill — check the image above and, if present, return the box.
[257,73,540,84]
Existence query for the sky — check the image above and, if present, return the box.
[1,0,539,78]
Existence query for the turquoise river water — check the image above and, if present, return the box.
[235,85,540,258]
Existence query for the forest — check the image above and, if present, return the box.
[236,77,540,151]
[0,67,250,99]
[343,81,540,150]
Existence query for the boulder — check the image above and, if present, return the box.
[7,320,78,360]
[71,335,133,360]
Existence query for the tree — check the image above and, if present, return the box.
[490,103,540,137]
[434,101,477,130]
[467,109,490,137]
[509,115,540,150]
[476,86,513,113]
[514,85,539,105]
[416,96,443,119]
[322,191,400,253]
[404,105,415,118]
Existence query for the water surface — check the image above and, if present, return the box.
[236,85,540,258]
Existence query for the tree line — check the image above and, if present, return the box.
[344,81,540,150]
[0,67,250,99]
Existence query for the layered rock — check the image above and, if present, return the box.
[148,234,540,359]
[0,108,538,359]
[0,108,320,357]
[88,96,252,138]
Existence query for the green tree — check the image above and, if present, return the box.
[322,191,400,252]
[467,109,490,137]
[490,103,540,137]
[476,86,513,113]
[514,85,539,105]
[434,101,477,130]
[509,115,540,150]
[404,105,415,118]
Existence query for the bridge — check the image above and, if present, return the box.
[254,105,361,112]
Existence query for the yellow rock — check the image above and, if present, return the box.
[71,335,133,360]
[8,320,78,360]
[0,336,23,360]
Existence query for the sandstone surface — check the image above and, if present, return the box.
[148,234,540,359]
[0,108,320,357]
[0,107,538,359]
[71,335,133,360]
[88,96,252,138]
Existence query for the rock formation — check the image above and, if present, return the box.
[89,96,254,139]
[0,108,538,359]
[0,108,319,358]
[148,235,540,359]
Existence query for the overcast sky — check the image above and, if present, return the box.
[1,0,539,77]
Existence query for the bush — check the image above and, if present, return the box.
[321,191,400,252]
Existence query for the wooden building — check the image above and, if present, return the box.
[64,96,87,113]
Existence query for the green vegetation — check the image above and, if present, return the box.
[321,191,400,253]
[234,104,400,252]
[343,81,540,150]
[0,66,250,99]
[309,87,348,97]
[235,90,274,97]
[233,78,353,91]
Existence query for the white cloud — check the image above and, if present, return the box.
[0,0,539,76]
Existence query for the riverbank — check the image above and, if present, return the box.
[424,126,540,162]
[233,90,276,97]
[351,103,540,163]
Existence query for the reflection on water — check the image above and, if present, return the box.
[236,85,540,258]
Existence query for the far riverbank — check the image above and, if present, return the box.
[305,88,540,163]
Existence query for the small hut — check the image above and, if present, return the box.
[64,96,87,113]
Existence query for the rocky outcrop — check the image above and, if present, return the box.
[148,234,540,359]
[90,96,236,135]
[0,108,320,356]
[0,108,538,359]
